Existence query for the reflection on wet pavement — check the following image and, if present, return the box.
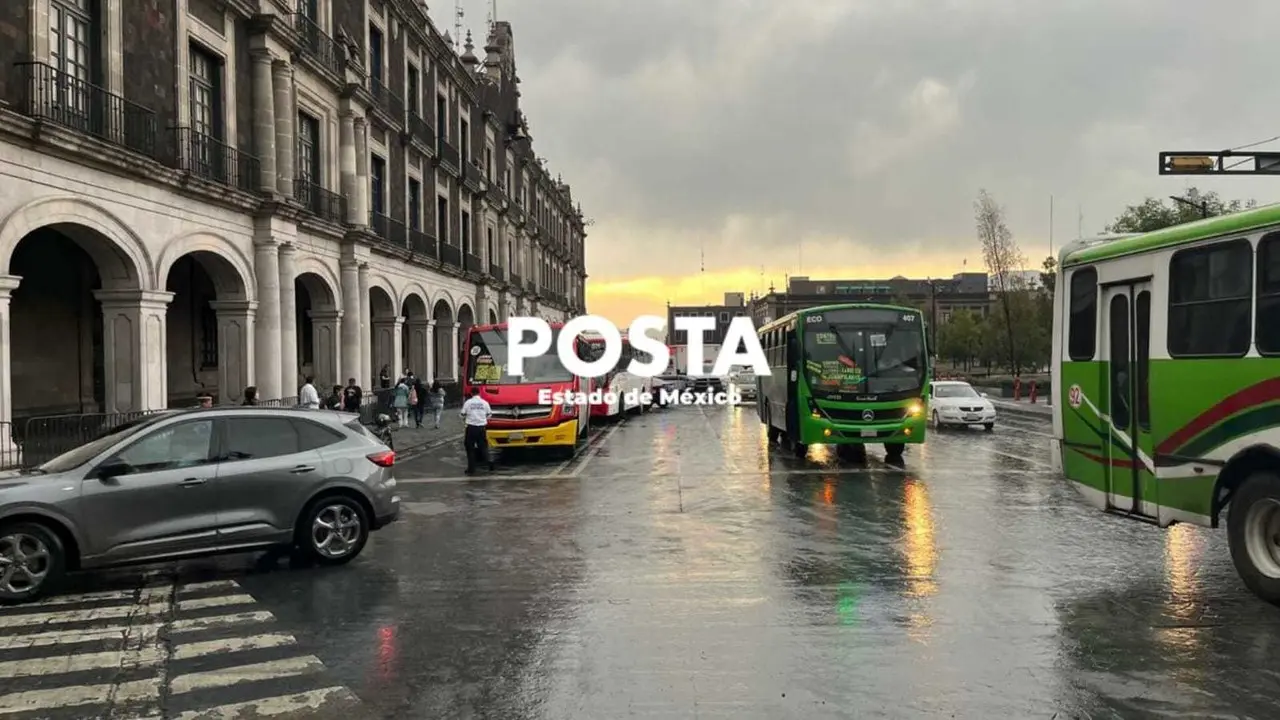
[215,404,1280,718]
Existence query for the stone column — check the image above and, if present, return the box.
[209,300,257,404]
[358,264,371,385]
[354,116,369,226]
[371,316,404,382]
[253,241,282,400]
[250,50,277,193]
[94,289,174,413]
[309,309,342,388]
[339,111,359,224]
[446,322,459,380]
[278,243,298,394]
[405,318,431,381]
[339,260,361,383]
[497,293,508,323]
[271,59,295,198]
[424,321,436,381]
[0,276,20,424]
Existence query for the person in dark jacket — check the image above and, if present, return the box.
[325,385,344,409]
[242,386,258,405]
[342,377,363,412]
[412,375,430,428]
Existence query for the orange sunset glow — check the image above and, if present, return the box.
[584,253,981,327]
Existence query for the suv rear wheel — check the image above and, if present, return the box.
[0,521,65,603]
[297,496,370,566]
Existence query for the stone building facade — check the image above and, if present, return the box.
[0,0,587,420]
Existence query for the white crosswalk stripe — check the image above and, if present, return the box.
[0,578,362,718]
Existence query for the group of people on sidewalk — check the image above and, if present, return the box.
[387,369,448,429]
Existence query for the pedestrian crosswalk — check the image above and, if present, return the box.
[0,578,363,719]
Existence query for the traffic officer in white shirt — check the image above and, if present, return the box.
[460,386,494,474]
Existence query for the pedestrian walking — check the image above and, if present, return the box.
[299,376,320,409]
[379,365,391,389]
[342,377,362,412]
[459,386,494,474]
[428,377,446,428]
[393,377,411,428]
[412,375,429,428]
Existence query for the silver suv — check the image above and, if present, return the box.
[0,406,400,602]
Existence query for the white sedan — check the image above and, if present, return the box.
[729,368,757,401]
[928,381,996,431]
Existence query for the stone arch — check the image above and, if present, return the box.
[431,298,455,381]
[295,270,340,391]
[293,257,340,310]
[456,302,475,326]
[399,282,430,316]
[156,232,254,301]
[0,195,154,289]
[430,288,455,317]
[369,285,395,318]
[400,289,430,378]
[488,308,498,324]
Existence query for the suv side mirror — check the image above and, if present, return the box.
[94,461,130,480]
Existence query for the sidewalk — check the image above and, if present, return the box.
[385,410,465,454]
[987,395,1052,418]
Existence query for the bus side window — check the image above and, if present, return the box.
[1068,267,1098,361]
[1168,239,1252,357]
[1257,233,1280,355]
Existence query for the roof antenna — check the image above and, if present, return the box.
[453,0,464,52]
[488,0,497,28]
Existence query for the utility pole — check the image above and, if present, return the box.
[1169,194,1209,218]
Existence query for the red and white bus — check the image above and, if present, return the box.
[461,322,594,458]
[582,331,655,420]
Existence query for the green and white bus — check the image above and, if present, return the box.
[1051,204,1280,603]
[757,303,930,460]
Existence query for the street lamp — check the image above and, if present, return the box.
[1169,195,1210,218]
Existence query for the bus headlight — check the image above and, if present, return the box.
[906,401,924,417]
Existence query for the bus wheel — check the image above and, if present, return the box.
[1228,471,1280,605]
[884,443,905,460]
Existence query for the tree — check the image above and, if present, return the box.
[975,189,1028,374]
[1106,187,1257,234]
[938,309,981,370]
[1040,255,1057,295]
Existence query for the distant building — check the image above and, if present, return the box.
[747,273,992,327]
[664,293,750,372]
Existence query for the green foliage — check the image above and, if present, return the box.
[1106,187,1257,234]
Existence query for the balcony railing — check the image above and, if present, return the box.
[509,272,523,289]
[486,183,507,207]
[167,127,259,193]
[369,76,403,121]
[370,211,407,247]
[16,62,158,158]
[293,12,346,77]
[409,228,437,259]
[440,243,462,268]
[462,161,483,191]
[508,204,525,225]
[437,138,459,169]
[408,112,434,148]
[296,177,346,224]
[464,253,483,273]
[526,280,536,295]
[488,262,503,280]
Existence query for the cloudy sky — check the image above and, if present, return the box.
[438,0,1280,325]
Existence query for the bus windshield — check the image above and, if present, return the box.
[467,327,574,384]
[802,309,926,396]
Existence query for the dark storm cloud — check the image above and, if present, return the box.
[453,0,1280,268]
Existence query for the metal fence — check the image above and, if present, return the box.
[2,383,462,471]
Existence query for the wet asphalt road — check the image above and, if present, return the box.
[6,402,1280,718]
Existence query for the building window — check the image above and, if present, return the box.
[296,111,320,187]
[51,0,96,89]
[370,154,385,215]
[435,94,447,142]
[460,118,469,162]
[1257,233,1280,355]
[408,177,421,231]
[407,64,419,115]
[461,210,471,254]
[504,167,512,192]
[487,226,495,263]
[508,238,513,268]
[368,25,383,81]
[188,44,222,140]
[437,196,449,243]
[1067,267,1097,361]
[1168,239,1252,357]
[298,0,317,20]
[484,147,493,181]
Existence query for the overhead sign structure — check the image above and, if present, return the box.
[1159,150,1280,175]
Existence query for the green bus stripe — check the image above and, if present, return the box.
[1176,402,1280,460]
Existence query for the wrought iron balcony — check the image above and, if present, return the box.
[440,243,462,268]
[295,177,346,224]
[464,253,483,274]
[409,228,438,259]
[167,128,259,193]
[370,211,407,248]
[408,112,434,148]
[488,262,503,280]
[369,76,403,121]
[462,160,483,191]
[509,272,523,289]
[508,204,525,225]
[436,137,460,170]
[15,61,157,158]
[293,12,346,77]
[486,183,508,208]
[526,280,536,295]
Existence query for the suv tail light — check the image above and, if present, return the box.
[367,450,396,467]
